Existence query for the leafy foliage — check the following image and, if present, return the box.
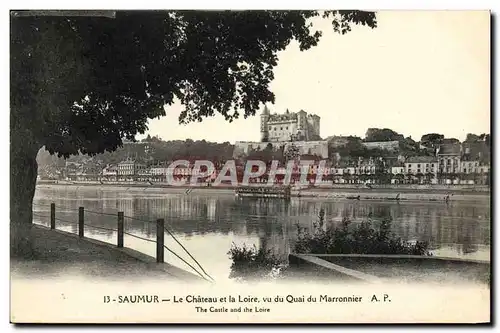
[227,242,285,281]
[284,143,300,162]
[420,133,444,148]
[364,128,404,142]
[11,10,377,157]
[228,209,431,281]
[294,209,431,255]
[10,9,377,254]
[245,143,285,165]
[464,133,490,147]
[37,139,236,169]
[331,139,391,162]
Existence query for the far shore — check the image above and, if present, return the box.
[36,181,490,202]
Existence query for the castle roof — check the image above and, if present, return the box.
[268,113,298,121]
[262,105,270,115]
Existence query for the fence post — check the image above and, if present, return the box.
[50,203,55,230]
[156,218,165,263]
[78,207,84,238]
[117,212,124,248]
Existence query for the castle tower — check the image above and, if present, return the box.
[260,105,270,142]
[296,110,308,141]
[307,114,321,139]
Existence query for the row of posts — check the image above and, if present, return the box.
[49,203,165,263]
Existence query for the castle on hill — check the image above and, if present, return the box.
[233,105,328,159]
[260,105,321,142]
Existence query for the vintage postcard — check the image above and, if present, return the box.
[9,9,491,324]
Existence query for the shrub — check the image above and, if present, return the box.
[294,209,431,256]
[227,242,285,281]
[227,209,431,280]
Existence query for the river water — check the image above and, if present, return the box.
[32,186,491,281]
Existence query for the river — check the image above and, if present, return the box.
[32,185,491,281]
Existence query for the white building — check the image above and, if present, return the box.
[460,160,481,174]
[117,159,147,176]
[390,166,405,184]
[436,143,461,174]
[403,156,438,184]
[391,166,405,175]
[458,160,490,185]
[151,164,174,176]
[260,105,321,142]
[102,164,118,176]
[405,156,438,175]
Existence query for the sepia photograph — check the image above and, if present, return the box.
[9,7,491,324]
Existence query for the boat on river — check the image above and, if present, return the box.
[235,185,291,200]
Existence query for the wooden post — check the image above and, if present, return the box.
[50,203,55,229]
[117,212,124,248]
[78,207,84,238]
[156,218,165,263]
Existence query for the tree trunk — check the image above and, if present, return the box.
[10,144,40,259]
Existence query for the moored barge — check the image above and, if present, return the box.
[235,185,291,199]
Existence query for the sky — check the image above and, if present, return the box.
[140,10,490,144]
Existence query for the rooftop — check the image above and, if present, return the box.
[262,105,319,119]
[437,143,461,155]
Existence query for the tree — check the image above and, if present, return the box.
[447,173,459,184]
[394,173,405,184]
[465,133,480,143]
[415,172,424,184]
[472,133,490,147]
[10,10,376,256]
[359,173,369,183]
[442,138,460,145]
[399,136,419,157]
[332,136,370,159]
[364,128,404,142]
[484,134,490,147]
[424,172,434,184]
[342,172,352,184]
[374,167,391,185]
[247,144,275,165]
[420,133,444,148]
[284,143,300,162]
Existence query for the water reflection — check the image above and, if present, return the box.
[33,187,491,279]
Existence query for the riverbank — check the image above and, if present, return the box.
[11,224,202,282]
[38,180,491,192]
[36,182,490,202]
